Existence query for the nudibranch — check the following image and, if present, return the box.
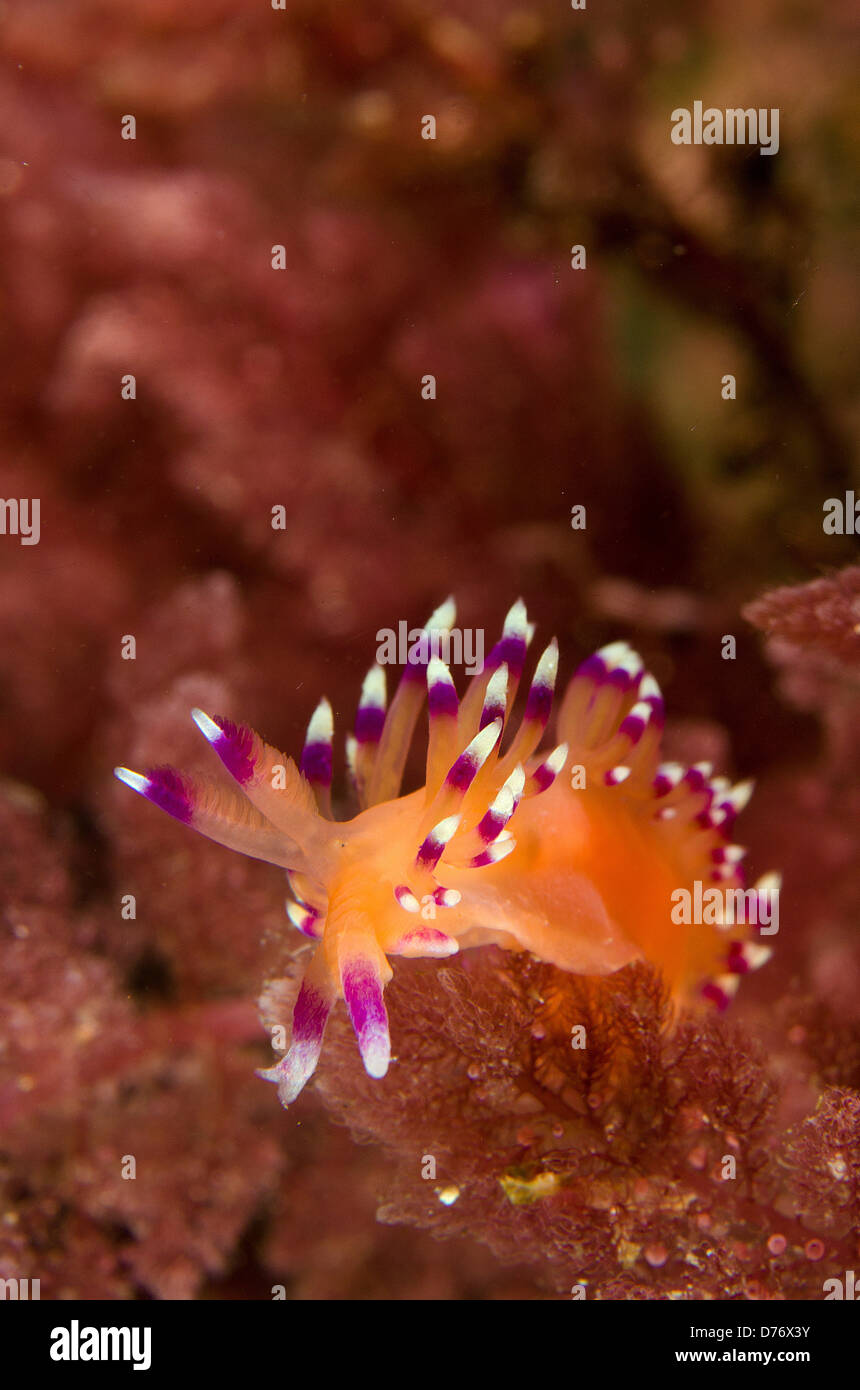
[115,599,777,1107]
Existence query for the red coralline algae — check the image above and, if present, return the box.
[744,567,860,668]
[297,948,857,1298]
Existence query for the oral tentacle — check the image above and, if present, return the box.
[340,948,393,1080]
[190,708,321,856]
[257,948,337,1105]
[113,764,306,870]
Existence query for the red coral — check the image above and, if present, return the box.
[744,567,860,668]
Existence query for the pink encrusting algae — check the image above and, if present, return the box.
[115,599,777,1106]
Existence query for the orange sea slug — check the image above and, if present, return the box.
[115,599,776,1106]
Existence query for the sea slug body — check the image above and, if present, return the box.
[115,599,776,1106]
